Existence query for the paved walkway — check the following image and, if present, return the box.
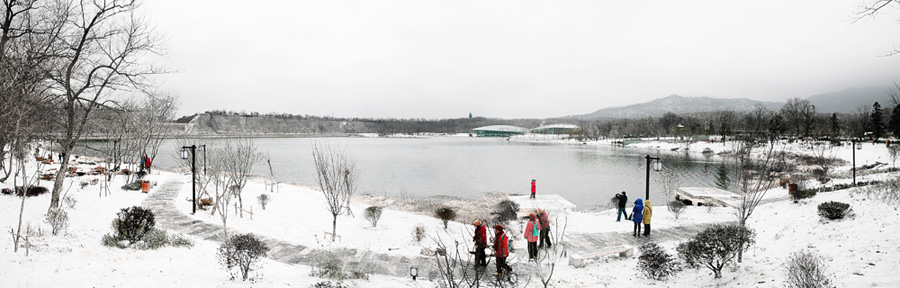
[141,178,710,282]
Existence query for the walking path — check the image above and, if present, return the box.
[141,177,711,282]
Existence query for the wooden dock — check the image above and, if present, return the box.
[506,194,577,217]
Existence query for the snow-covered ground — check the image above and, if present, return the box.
[2,138,899,287]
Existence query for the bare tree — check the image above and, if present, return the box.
[219,138,261,218]
[854,0,900,56]
[536,215,568,288]
[47,0,164,210]
[781,98,816,139]
[732,140,781,262]
[311,142,358,241]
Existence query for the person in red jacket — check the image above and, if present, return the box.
[493,224,511,277]
[530,179,536,199]
[537,208,552,249]
[524,213,540,260]
[472,219,487,268]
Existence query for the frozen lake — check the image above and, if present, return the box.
[144,136,721,209]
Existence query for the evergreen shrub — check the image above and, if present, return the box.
[257,194,270,210]
[637,243,682,280]
[434,206,456,229]
[121,181,142,191]
[491,199,520,224]
[2,188,13,195]
[817,201,851,220]
[668,200,686,219]
[311,281,348,288]
[792,189,817,202]
[12,186,49,197]
[412,224,426,242]
[364,206,383,228]
[677,224,755,279]
[141,228,169,250]
[113,206,156,243]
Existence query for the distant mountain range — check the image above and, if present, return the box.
[570,86,895,120]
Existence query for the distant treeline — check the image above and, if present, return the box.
[179,97,900,140]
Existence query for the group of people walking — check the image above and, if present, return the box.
[615,191,653,237]
[471,208,553,278]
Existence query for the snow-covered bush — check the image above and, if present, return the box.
[1,188,12,195]
[13,185,49,197]
[257,194,269,210]
[63,195,77,208]
[637,243,682,280]
[791,189,817,202]
[817,201,851,220]
[311,281,348,288]
[101,234,118,247]
[677,224,755,279]
[785,250,833,288]
[669,200,685,219]
[491,199,520,224]
[45,208,69,236]
[121,181,142,191]
[218,233,270,281]
[412,224,426,242]
[112,206,156,243]
[434,206,456,229]
[310,257,368,280]
[141,228,169,250]
[364,206,383,228]
[169,233,194,248]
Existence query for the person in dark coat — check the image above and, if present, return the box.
[537,208,552,249]
[473,219,487,268]
[631,198,644,237]
[615,191,629,221]
[493,225,512,277]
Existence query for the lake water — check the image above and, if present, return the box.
[144,136,721,209]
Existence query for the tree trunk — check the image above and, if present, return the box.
[332,215,337,242]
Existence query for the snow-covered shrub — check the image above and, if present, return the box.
[668,200,685,219]
[412,224,426,242]
[0,188,12,195]
[45,208,69,236]
[169,233,194,248]
[817,201,851,220]
[101,233,118,247]
[257,194,269,210]
[80,181,89,189]
[677,224,755,279]
[791,189,816,202]
[14,185,49,197]
[112,206,156,243]
[364,206,383,228]
[63,195,77,208]
[434,206,456,229]
[311,281,348,288]
[637,243,682,280]
[121,181,142,191]
[785,250,833,288]
[218,233,270,281]
[141,228,169,250]
[311,257,346,280]
[491,199,520,224]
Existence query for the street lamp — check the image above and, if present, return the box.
[851,139,862,185]
[181,145,197,214]
[645,155,662,200]
[409,266,418,281]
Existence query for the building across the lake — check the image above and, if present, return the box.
[530,124,579,135]
[472,125,529,137]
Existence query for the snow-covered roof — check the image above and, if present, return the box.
[532,124,579,130]
[472,125,528,133]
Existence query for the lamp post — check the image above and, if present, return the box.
[645,155,662,200]
[852,139,862,185]
[181,145,197,214]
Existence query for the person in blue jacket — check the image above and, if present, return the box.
[631,198,644,237]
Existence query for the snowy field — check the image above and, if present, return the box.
[2,138,899,287]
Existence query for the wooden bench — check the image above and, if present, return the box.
[568,245,633,268]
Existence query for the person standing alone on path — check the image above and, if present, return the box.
[524,213,540,260]
[537,208,552,249]
[530,179,537,199]
[631,198,644,237]
[473,220,487,268]
[615,191,628,221]
[642,200,653,236]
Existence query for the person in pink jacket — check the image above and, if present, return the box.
[524,213,540,260]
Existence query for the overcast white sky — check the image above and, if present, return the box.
[144,0,900,119]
